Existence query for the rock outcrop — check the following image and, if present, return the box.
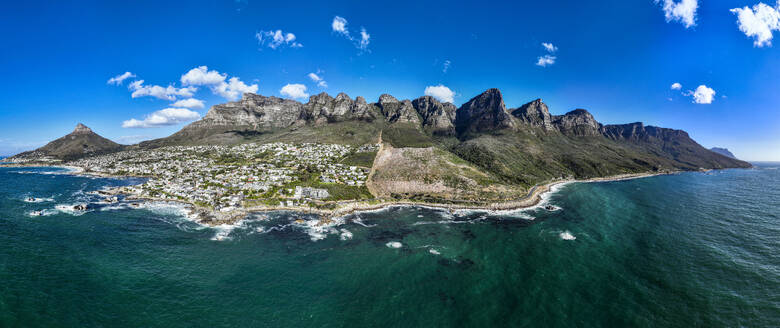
[552,109,601,136]
[411,96,457,135]
[189,93,305,131]
[376,94,421,124]
[511,99,555,131]
[710,147,737,159]
[303,92,377,124]
[455,88,516,135]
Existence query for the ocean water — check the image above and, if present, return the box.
[0,165,778,327]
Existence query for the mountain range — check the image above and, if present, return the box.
[5,88,750,200]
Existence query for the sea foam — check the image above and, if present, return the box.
[386,241,403,248]
[559,231,576,240]
[22,197,54,203]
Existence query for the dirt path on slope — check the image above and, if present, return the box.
[365,131,385,197]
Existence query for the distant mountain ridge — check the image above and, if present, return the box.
[710,147,737,159]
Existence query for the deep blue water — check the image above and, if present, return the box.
[0,165,778,327]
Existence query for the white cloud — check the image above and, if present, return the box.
[171,98,205,109]
[107,72,136,85]
[181,66,226,86]
[730,2,780,47]
[542,42,558,52]
[424,85,455,103]
[657,0,698,28]
[122,108,201,128]
[308,72,328,88]
[332,16,349,35]
[255,29,303,49]
[214,77,259,100]
[359,27,370,50]
[115,135,154,144]
[280,83,309,99]
[307,72,322,82]
[442,60,451,73]
[180,66,258,101]
[685,85,716,104]
[128,80,197,100]
[671,82,682,90]
[536,55,556,67]
[331,16,370,51]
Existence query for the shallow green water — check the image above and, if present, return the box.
[0,165,778,327]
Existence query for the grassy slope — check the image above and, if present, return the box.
[370,143,524,203]
[381,122,433,148]
[448,126,750,190]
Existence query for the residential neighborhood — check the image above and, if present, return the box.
[69,142,377,211]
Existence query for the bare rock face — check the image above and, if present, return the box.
[455,88,517,135]
[72,123,93,134]
[411,96,456,136]
[376,94,421,124]
[303,92,377,124]
[710,147,737,159]
[511,99,555,131]
[552,109,601,136]
[600,122,649,141]
[601,122,696,145]
[192,93,305,130]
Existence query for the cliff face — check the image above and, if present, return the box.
[411,96,457,136]
[303,92,377,124]
[511,99,554,131]
[376,94,420,124]
[188,93,305,130]
[710,147,737,159]
[455,88,517,135]
[601,123,751,169]
[510,100,600,136]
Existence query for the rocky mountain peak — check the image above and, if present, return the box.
[196,93,305,130]
[455,88,516,135]
[552,109,601,136]
[308,92,334,104]
[511,98,553,131]
[379,94,400,104]
[8,123,121,161]
[72,123,93,134]
[411,96,457,136]
[303,91,375,124]
[376,95,419,124]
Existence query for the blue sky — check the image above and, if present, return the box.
[1,0,779,160]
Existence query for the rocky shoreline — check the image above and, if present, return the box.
[2,162,672,227]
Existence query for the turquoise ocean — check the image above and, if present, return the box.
[0,164,778,327]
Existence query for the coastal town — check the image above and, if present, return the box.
[68,142,378,214]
